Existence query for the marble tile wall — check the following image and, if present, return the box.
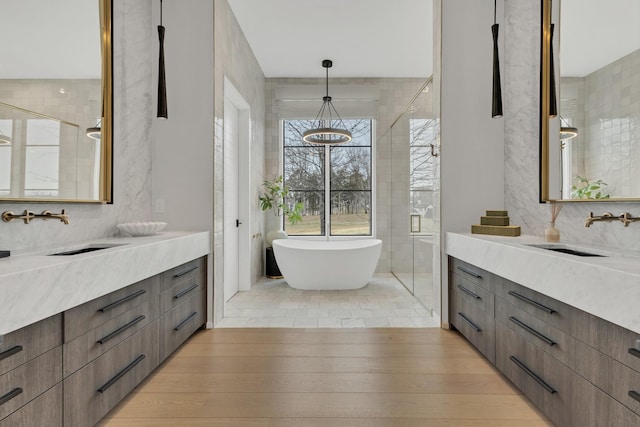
[504,0,640,253]
[0,0,153,253]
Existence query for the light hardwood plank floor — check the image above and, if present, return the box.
[98,328,553,427]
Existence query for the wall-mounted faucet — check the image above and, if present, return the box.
[584,211,640,228]
[2,209,70,225]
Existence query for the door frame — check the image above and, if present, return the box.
[223,77,251,297]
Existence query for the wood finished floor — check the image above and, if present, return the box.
[98,328,553,427]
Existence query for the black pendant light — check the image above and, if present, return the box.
[549,21,558,117]
[157,0,168,119]
[491,0,503,118]
[302,60,352,145]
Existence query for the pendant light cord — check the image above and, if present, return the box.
[493,0,496,25]
[160,0,163,26]
[325,65,329,98]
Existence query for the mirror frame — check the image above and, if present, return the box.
[0,0,113,204]
[540,0,640,203]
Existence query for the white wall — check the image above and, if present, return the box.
[151,0,215,327]
[0,0,153,253]
[439,0,505,327]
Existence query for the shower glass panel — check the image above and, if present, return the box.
[390,79,438,313]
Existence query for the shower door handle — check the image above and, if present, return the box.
[236,219,242,227]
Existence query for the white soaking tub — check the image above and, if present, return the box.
[272,239,382,290]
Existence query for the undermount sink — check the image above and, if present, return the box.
[526,244,606,257]
[48,244,126,256]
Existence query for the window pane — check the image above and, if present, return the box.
[340,119,372,147]
[0,147,11,194]
[330,147,371,190]
[27,119,60,146]
[284,147,324,191]
[330,190,371,235]
[410,118,436,146]
[410,190,434,235]
[410,146,434,190]
[284,119,319,147]
[25,146,59,190]
[285,190,324,236]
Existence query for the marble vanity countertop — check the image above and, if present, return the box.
[0,231,210,335]
[446,232,640,334]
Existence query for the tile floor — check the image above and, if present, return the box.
[218,273,439,328]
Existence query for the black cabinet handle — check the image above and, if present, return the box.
[457,312,481,332]
[97,354,145,394]
[629,390,640,403]
[510,355,557,394]
[174,312,198,331]
[98,289,146,313]
[174,283,199,299]
[457,266,482,279]
[508,291,556,315]
[0,388,23,406]
[173,265,199,278]
[97,315,146,345]
[509,317,556,347]
[457,284,481,300]
[0,345,23,362]
[629,348,640,359]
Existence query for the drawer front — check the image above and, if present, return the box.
[63,301,155,377]
[159,290,206,361]
[0,347,62,420]
[64,276,158,342]
[160,272,205,313]
[450,290,495,364]
[450,273,494,315]
[496,297,575,367]
[496,279,575,335]
[0,383,62,427]
[159,257,205,293]
[0,315,62,376]
[496,322,575,427]
[63,323,159,427]
[449,257,494,292]
[575,340,640,417]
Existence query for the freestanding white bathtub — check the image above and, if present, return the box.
[272,239,382,290]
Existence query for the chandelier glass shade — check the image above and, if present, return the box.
[302,59,352,145]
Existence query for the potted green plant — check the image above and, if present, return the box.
[259,175,303,245]
[570,176,610,199]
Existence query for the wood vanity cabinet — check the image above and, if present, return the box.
[0,256,207,427]
[449,256,640,426]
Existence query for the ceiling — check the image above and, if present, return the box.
[226,0,433,78]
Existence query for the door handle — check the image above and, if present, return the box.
[236,219,242,227]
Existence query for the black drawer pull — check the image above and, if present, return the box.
[509,317,556,346]
[98,289,146,313]
[174,312,198,331]
[97,315,146,345]
[174,283,199,299]
[457,266,482,279]
[457,312,481,332]
[457,284,481,300]
[97,354,145,394]
[508,291,556,315]
[0,388,23,406]
[510,355,557,394]
[173,265,199,278]
[629,390,640,403]
[0,345,23,362]
[629,348,640,359]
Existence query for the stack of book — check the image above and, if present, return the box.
[471,210,521,236]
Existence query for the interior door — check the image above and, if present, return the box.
[223,99,240,302]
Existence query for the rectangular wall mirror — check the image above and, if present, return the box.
[0,0,112,203]
[540,0,640,202]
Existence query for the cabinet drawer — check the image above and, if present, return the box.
[159,258,205,293]
[449,257,494,292]
[496,322,576,427]
[63,301,155,377]
[575,340,640,417]
[0,315,62,376]
[159,291,206,361]
[450,274,494,315]
[496,279,576,336]
[496,297,575,367]
[64,276,158,342]
[0,383,62,427]
[0,347,62,420]
[160,273,205,313]
[450,290,495,364]
[63,323,159,427]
